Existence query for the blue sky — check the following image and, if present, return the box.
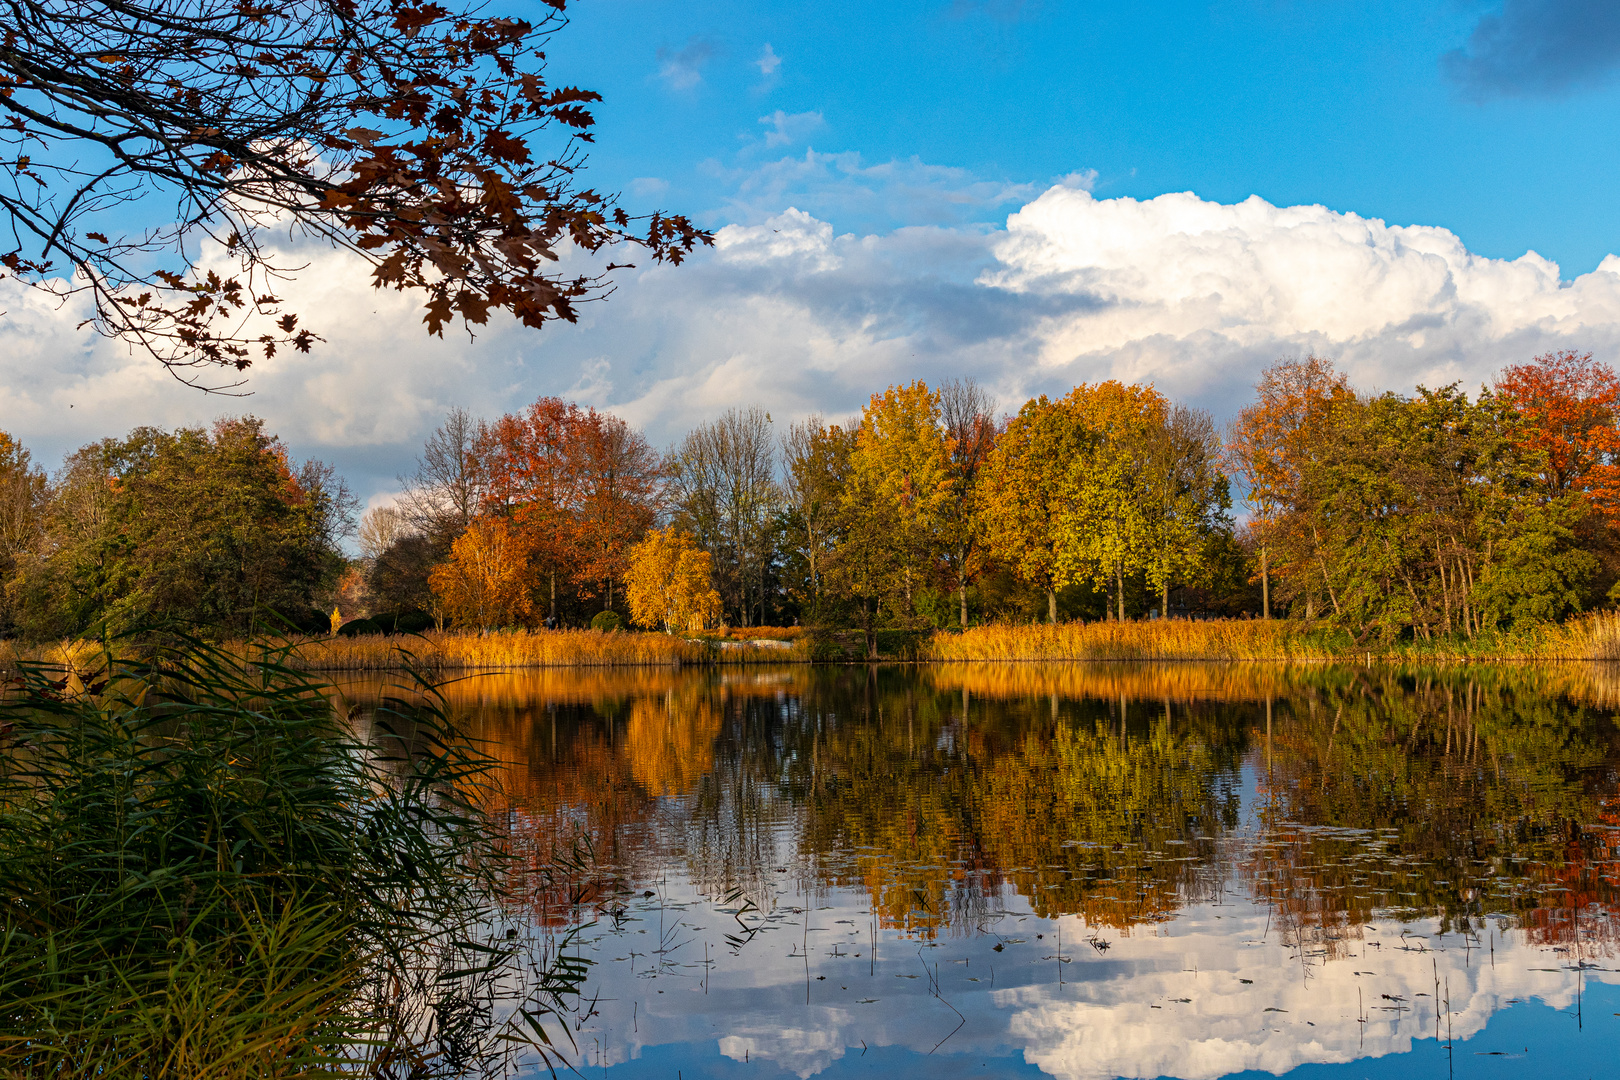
[546,0,1620,273]
[7,0,1620,506]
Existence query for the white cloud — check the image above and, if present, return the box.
[756,43,782,78]
[6,184,1620,516]
[758,109,824,149]
[709,149,1040,229]
[655,38,715,91]
[627,176,670,200]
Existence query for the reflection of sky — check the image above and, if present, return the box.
[534,855,1615,1080]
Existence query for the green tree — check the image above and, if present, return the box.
[7,419,353,639]
[1054,381,1165,621]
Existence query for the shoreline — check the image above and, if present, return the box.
[8,614,1620,672]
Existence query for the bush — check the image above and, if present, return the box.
[336,616,383,637]
[590,610,623,633]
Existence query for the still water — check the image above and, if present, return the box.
[353,663,1620,1079]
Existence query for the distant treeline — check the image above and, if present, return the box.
[1,349,1616,647]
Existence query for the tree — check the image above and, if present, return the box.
[0,0,708,378]
[5,418,353,638]
[624,527,721,632]
[428,516,531,629]
[668,408,778,626]
[975,394,1088,623]
[1226,356,1356,619]
[398,407,485,548]
[1495,349,1620,522]
[780,415,848,613]
[1138,404,1231,618]
[939,379,998,627]
[1055,381,1167,621]
[0,432,47,633]
[848,382,954,616]
[473,396,662,621]
[358,505,411,563]
[477,396,587,621]
[562,409,662,616]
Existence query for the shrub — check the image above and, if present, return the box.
[336,616,383,637]
[590,610,623,633]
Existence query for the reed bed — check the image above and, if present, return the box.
[926,613,1620,663]
[284,627,711,670]
[926,619,1333,662]
[0,636,587,1076]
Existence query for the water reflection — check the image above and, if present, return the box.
[338,663,1620,1078]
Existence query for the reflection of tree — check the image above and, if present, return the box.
[348,662,1620,960]
[1245,667,1620,958]
[788,677,1247,935]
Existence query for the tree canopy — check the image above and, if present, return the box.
[0,0,707,379]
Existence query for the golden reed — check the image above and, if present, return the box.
[283,628,810,671]
[925,620,1328,662]
[5,612,1620,675]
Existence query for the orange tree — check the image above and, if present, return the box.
[1495,350,1620,523]
[1226,357,1356,619]
[473,397,663,622]
[428,517,533,629]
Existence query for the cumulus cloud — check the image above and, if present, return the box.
[6,185,1620,515]
[1442,0,1620,97]
[655,37,716,91]
[757,109,824,148]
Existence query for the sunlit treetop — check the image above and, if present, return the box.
[0,0,709,385]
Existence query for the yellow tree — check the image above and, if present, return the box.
[625,527,722,632]
[974,395,1089,623]
[1056,381,1167,620]
[849,381,956,614]
[428,517,533,629]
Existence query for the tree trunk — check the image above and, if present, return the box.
[959,581,969,629]
[549,572,556,622]
[1162,580,1169,620]
[1260,546,1270,620]
[1116,567,1125,622]
[865,596,878,660]
[1047,587,1057,625]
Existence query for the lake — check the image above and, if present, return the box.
[344,663,1620,1079]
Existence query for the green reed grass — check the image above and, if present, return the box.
[0,635,587,1079]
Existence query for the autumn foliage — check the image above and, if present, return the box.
[624,528,722,632]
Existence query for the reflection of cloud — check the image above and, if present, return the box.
[1007,912,1593,1080]
[759,109,824,149]
[656,37,716,91]
[1442,0,1620,97]
[720,1025,845,1078]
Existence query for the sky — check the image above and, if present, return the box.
[5,0,1620,512]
